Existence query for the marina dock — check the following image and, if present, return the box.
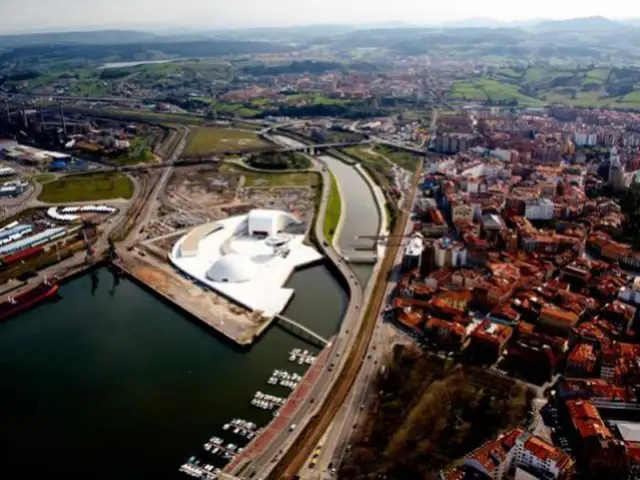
[224,345,331,474]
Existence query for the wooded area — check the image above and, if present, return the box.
[340,345,531,479]
[246,152,311,170]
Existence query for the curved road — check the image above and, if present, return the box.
[232,159,365,479]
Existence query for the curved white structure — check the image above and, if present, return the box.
[170,209,322,317]
[47,205,117,223]
[207,253,258,283]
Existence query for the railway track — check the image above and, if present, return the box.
[269,166,422,479]
[109,172,156,242]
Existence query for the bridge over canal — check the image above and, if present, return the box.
[274,314,330,348]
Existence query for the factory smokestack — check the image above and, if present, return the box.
[20,103,27,128]
[59,102,67,137]
[39,107,45,127]
[4,99,10,124]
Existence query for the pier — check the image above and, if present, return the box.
[110,254,260,346]
[274,314,330,348]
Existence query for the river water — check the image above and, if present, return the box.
[0,135,382,478]
[271,135,381,285]
[0,265,346,479]
[317,155,381,255]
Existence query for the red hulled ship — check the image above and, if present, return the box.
[0,279,60,322]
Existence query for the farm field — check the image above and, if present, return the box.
[38,173,134,203]
[183,127,269,157]
[448,66,640,110]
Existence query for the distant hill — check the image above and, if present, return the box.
[621,19,640,27]
[0,39,294,64]
[0,29,160,48]
[206,24,362,43]
[531,16,627,32]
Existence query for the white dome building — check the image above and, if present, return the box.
[206,253,258,283]
[169,208,323,318]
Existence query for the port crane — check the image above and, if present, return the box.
[83,230,94,264]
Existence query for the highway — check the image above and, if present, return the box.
[228,131,417,478]
[264,147,421,479]
[232,158,365,479]
[300,169,419,479]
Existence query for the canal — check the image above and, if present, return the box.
[272,135,381,285]
[0,265,346,479]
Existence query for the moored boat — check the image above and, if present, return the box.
[0,279,60,322]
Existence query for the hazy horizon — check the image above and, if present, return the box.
[2,0,640,35]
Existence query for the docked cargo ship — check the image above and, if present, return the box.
[0,280,60,322]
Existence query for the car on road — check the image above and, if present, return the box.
[289,424,297,431]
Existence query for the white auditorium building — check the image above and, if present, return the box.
[169,209,322,317]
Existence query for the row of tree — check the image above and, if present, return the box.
[246,152,311,170]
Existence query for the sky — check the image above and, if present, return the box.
[2,0,640,33]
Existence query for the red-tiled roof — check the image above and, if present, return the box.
[566,399,612,440]
[541,305,579,325]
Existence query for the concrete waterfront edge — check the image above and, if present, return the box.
[328,148,387,236]
[352,162,389,236]
[328,169,345,252]
[245,162,360,477]
[228,159,359,478]
[258,160,401,478]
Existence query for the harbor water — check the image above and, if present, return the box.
[0,265,346,479]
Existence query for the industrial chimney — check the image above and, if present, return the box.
[20,103,27,128]
[59,102,67,137]
[4,99,10,124]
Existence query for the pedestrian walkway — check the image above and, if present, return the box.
[225,346,331,473]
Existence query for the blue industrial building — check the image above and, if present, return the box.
[0,224,32,241]
[0,227,67,255]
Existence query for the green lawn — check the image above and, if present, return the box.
[586,68,610,81]
[183,127,268,156]
[498,68,522,79]
[324,172,341,245]
[450,81,487,101]
[475,79,545,106]
[344,147,392,177]
[375,146,421,171]
[622,91,640,103]
[38,173,134,203]
[448,66,640,111]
